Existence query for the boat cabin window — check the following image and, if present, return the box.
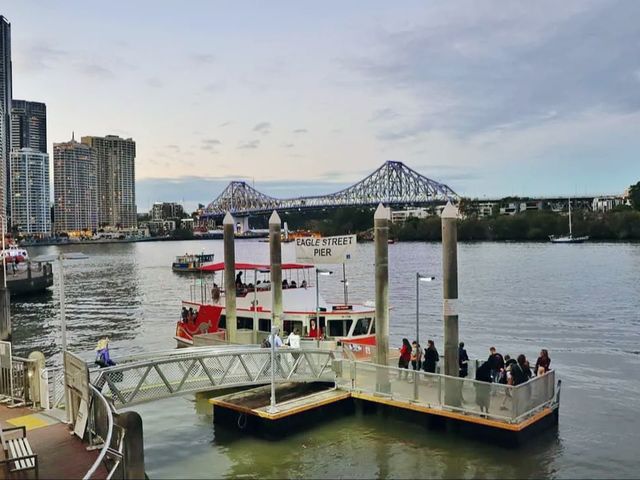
[352,317,371,336]
[218,315,226,329]
[237,316,253,330]
[327,318,353,338]
[283,320,303,336]
[258,318,271,333]
[369,319,375,334]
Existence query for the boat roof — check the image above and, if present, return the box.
[199,262,314,272]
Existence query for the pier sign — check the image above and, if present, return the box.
[295,234,356,264]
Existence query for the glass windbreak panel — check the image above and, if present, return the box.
[369,318,375,334]
[258,318,271,332]
[328,319,353,337]
[237,316,254,329]
[218,315,226,329]
[352,317,371,336]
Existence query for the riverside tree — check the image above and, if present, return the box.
[629,181,640,210]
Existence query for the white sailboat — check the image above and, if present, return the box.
[549,197,589,243]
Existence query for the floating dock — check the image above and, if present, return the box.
[210,362,560,446]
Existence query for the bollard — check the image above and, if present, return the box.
[374,204,390,393]
[269,211,283,330]
[116,411,146,479]
[441,201,460,406]
[223,212,237,344]
[27,351,46,408]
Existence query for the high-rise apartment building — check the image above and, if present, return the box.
[0,16,12,223]
[53,137,98,232]
[10,148,50,235]
[81,135,136,229]
[10,100,46,153]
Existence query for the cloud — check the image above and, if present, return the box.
[282,143,295,148]
[219,121,231,127]
[204,81,226,93]
[13,43,67,72]
[352,1,640,137]
[370,108,400,122]
[253,122,271,134]
[200,139,221,151]
[293,128,308,134]
[146,77,164,88]
[238,140,260,150]
[191,54,215,65]
[166,144,180,151]
[75,62,115,78]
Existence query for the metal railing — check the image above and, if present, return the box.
[0,356,36,406]
[93,347,338,408]
[84,384,125,480]
[42,365,66,410]
[336,359,557,424]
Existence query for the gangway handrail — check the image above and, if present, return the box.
[88,344,263,372]
[92,347,339,408]
[84,384,114,480]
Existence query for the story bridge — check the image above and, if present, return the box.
[202,161,458,220]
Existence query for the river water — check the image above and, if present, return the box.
[10,240,640,478]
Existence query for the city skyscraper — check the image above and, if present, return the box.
[0,16,12,224]
[10,100,46,154]
[53,136,98,232]
[10,148,50,235]
[81,135,136,229]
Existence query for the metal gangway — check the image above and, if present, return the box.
[92,346,339,408]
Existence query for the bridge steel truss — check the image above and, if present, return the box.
[91,347,338,408]
[203,161,458,218]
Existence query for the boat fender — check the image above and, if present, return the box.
[237,412,247,430]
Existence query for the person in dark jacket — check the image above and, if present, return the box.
[475,361,492,413]
[487,346,505,382]
[423,340,439,374]
[458,342,469,378]
[534,349,551,376]
[511,354,532,386]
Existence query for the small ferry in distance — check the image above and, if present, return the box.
[550,197,589,244]
[175,262,376,354]
[172,252,215,272]
[1,244,29,263]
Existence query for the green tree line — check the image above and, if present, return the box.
[391,209,640,241]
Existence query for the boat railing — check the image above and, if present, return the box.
[335,359,558,424]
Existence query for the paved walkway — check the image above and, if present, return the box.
[0,404,107,479]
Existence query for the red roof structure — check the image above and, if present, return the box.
[199,262,314,272]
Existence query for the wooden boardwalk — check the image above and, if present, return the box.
[0,405,107,480]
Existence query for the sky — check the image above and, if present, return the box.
[4,0,640,212]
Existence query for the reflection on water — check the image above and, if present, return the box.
[10,240,640,478]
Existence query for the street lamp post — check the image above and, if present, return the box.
[415,273,435,346]
[32,252,88,423]
[414,273,435,401]
[341,263,348,305]
[315,268,333,340]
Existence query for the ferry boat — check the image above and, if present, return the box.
[1,244,29,263]
[172,253,215,272]
[175,262,376,352]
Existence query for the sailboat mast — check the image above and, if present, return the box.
[568,198,573,236]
